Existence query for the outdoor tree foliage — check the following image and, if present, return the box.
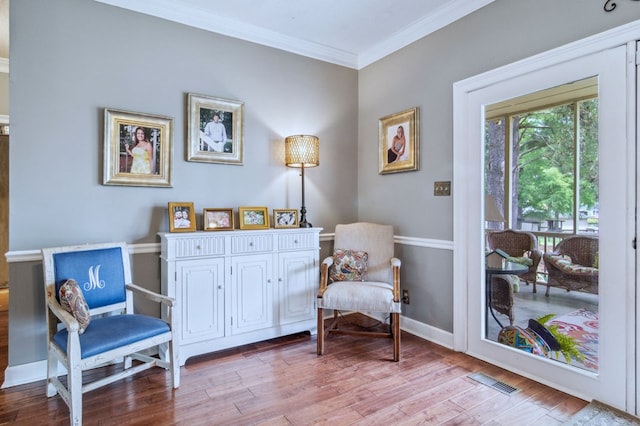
[486,98,599,228]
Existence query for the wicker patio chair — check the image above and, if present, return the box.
[487,229,543,292]
[542,235,599,296]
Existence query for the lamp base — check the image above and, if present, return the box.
[299,220,313,228]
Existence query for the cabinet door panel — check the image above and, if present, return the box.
[231,254,274,334]
[279,251,316,324]
[179,258,224,343]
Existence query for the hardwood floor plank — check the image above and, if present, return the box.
[0,312,589,425]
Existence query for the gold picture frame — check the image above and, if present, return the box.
[168,202,196,232]
[187,93,244,165]
[103,108,173,187]
[238,206,269,230]
[203,208,234,231]
[273,209,299,228]
[379,107,419,175]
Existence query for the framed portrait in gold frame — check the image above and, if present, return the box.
[379,107,419,175]
[168,202,196,232]
[238,206,269,230]
[187,93,244,165]
[203,208,234,231]
[103,108,173,187]
[273,209,298,228]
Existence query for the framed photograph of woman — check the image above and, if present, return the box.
[187,93,244,165]
[273,209,299,228]
[168,202,196,232]
[238,206,269,230]
[103,108,173,187]
[203,208,234,231]
[379,107,419,175]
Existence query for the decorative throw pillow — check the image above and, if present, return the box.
[329,249,368,282]
[59,278,91,334]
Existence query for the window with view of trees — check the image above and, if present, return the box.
[485,78,599,236]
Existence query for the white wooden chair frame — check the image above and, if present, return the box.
[42,242,179,426]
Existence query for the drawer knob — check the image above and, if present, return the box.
[196,245,201,250]
[218,285,223,290]
[249,242,254,247]
[294,239,298,244]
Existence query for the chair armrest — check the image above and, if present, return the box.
[47,297,80,333]
[126,283,175,307]
[391,257,401,302]
[317,256,334,298]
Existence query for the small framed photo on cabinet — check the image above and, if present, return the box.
[203,208,234,231]
[238,206,269,230]
[273,209,298,228]
[168,202,196,232]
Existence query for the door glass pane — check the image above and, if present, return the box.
[484,78,599,373]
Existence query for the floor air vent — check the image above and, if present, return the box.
[468,372,520,395]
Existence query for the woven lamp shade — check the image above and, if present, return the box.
[285,135,319,168]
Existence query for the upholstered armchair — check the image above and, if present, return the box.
[487,229,543,293]
[542,235,599,296]
[42,242,179,425]
[317,222,401,361]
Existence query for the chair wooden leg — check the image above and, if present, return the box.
[317,307,324,355]
[392,312,400,362]
[68,360,83,426]
[169,339,180,388]
[46,349,58,397]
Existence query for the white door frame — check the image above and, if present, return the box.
[453,22,639,413]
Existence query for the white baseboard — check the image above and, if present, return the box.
[2,360,48,388]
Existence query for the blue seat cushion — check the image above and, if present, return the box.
[53,314,170,359]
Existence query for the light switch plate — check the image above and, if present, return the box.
[434,181,451,196]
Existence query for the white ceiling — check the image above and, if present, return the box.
[93,0,495,69]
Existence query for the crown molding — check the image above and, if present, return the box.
[0,58,8,74]
[93,0,494,70]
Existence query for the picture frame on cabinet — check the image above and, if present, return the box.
[187,93,244,165]
[238,206,269,230]
[168,202,196,232]
[379,107,419,175]
[103,108,173,187]
[273,209,298,228]
[203,208,234,231]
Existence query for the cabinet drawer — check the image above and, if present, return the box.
[278,232,317,250]
[231,234,273,253]
[174,237,225,258]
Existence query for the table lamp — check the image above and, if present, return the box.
[285,135,319,228]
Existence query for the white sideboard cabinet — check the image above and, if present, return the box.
[160,228,321,365]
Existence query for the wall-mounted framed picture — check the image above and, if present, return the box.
[168,202,196,232]
[379,107,419,175]
[273,209,299,228]
[238,206,269,230]
[203,208,234,231]
[187,93,244,165]
[103,108,173,187]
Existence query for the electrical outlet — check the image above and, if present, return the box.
[434,181,451,196]
[402,289,410,304]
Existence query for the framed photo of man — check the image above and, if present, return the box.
[103,108,173,187]
[187,93,244,165]
[378,107,419,175]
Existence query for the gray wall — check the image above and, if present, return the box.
[7,0,640,367]
[357,1,640,329]
[8,0,357,366]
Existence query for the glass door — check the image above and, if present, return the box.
[457,44,632,408]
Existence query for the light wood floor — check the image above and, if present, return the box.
[0,313,587,425]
